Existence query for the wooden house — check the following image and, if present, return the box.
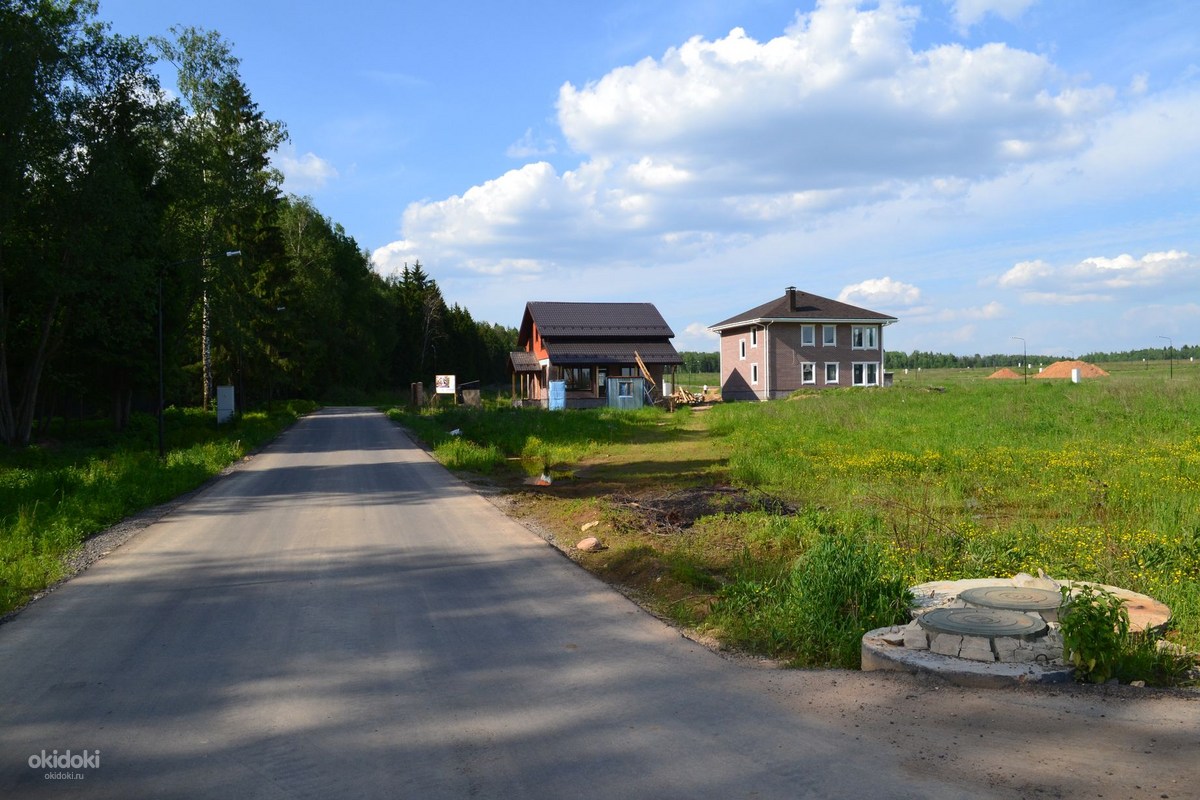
[509,301,682,409]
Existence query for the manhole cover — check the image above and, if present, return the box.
[918,607,1047,638]
[959,586,1063,612]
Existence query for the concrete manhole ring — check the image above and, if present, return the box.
[918,607,1047,638]
[959,586,1063,612]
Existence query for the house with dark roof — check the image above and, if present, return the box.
[709,287,897,401]
[510,301,683,409]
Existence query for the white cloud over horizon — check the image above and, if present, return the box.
[369,0,1199,354]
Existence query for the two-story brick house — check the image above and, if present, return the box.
[709,287,897,401]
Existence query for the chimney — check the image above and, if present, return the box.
[786,286,797,310]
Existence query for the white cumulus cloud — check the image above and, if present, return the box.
[839,277,922,307]
[277,146,338,191]
[949,0,1038,31]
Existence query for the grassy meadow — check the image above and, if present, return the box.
[0,402,316,616]
[392,360,1200,675]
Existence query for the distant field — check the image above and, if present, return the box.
[671,371,719,392]
[677,358,1196,391]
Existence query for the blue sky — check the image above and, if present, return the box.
[100,0,1200,356]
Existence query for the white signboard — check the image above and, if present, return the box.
[216,385,235,424]
[434,375,456,395]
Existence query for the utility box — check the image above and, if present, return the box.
[606,377,644,410]
[216,385,235,424]
[548,381,566,410]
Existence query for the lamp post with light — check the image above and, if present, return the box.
[158,250,241,459]
[1012,336,1027,385]
[1159,335,1173,380]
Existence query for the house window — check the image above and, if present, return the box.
[801,325,815,347]
[852,362,879,386]
[801,363,815,384]
[739,339,746,360]
[822,325,836,346]
[751,363,759,385]
[563,367,592,392]
[851,325,878,349]
[617,380,634,398]
[750,328,758,348]
[825,363,839,384]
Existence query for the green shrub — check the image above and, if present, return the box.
[711,530,911,667]
[1061,583,1198,685]
[788,531,913,668]
[1060,584,1130,684]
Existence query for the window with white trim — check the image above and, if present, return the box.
[851,325,878,349]
[852,362,879,386]
[801,363,815,384]
[750,328,758,348]
[822,325,836,346]
[739,339,746,360]
[751,363,759,384]
[800,324,815,347]
[825,363,839,384]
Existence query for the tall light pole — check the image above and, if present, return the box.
[159,250,241,459]
[1159,335,1174,379]
[1012,336,1027,385]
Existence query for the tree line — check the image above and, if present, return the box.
[1,1,514,446]
[884,346,1194,371]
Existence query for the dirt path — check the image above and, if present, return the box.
[749,668,1197,799]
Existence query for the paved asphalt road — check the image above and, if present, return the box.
[1,408,1194,799]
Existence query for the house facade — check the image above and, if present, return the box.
[510,301,683,409]
[709,287,897,401]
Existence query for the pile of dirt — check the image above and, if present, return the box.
[612,486,796,534]
[987,367,1023,380]
[1033,360,1110,379]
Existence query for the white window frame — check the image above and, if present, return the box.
[739,339,746,360]
[800,324,815,347]
[750,327,758,348]
[825,363,839,384]
[750,363,759,385]
[801,363,815,385]
[852,362,879,386]
[851,325,878,350]
[822,325,836,346]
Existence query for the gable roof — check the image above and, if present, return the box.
[519,301,676,344]
[709,288,897,331]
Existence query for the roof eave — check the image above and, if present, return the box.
[709,316,898,333]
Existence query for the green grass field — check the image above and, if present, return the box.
[394,361,1200,676]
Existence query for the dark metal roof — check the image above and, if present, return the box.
[543,340,682,366]
[521,301,675,343]
[710,289,897,330]
[508,351,541,373]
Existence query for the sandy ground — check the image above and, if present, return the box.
[748,667,1198,799]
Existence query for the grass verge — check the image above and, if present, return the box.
[0,401,316,615]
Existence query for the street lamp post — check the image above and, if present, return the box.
[158,250,241,459]
[1159,335,1173,379]
[1012,336,1027,385]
